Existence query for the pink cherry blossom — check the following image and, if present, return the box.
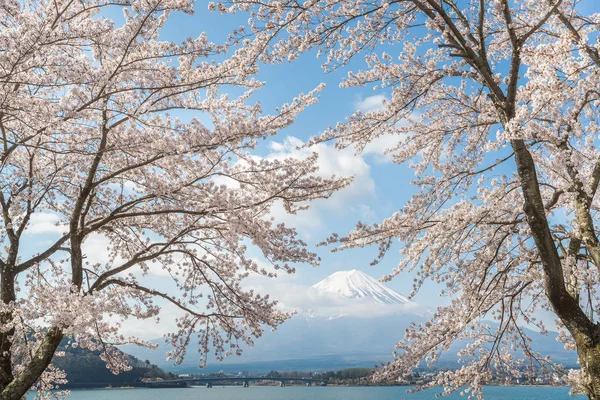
[0,1,347,399]
[220,0,600,398]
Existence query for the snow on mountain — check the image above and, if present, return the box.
[123,269,577,373]
[311,269,410,305]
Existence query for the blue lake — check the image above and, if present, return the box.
[26,386,587,399]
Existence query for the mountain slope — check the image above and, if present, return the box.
[312,269,410,304]
[55,340,176,388]
[123,270,577,373]
[124,270,423,371]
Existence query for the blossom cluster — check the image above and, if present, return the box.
[0,1,347,398]
[218,0,600,397]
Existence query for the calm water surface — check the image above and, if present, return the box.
[26,386,587,399]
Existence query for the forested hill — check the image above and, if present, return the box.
[52,340,177,389]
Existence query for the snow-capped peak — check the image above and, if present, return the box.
[311,269,410,305]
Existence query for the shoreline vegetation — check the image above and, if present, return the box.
[54,341,572,391]
[57,367,570,390]
[54,340,178,390]
[55,382,572,390]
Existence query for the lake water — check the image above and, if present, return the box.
[26,386,587,399]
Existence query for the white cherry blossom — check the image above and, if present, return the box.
[220,0,600,398]
[0,1,347,399]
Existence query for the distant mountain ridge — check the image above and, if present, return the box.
[55,339,175,388]
[122,270,578,373]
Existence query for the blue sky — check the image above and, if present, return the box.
[191,7,422,283]
[25,1,600,340]
[152,0,596,331]
[16,2,438,342]
[113,4,432,302]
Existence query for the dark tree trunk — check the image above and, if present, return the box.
[574,332,600,400]
[0,267,15,393]
[511,140,600,400]
[0,262,64,400]
[0,263,16,391]
[0,327,63,400]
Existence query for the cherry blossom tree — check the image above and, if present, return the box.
[0,1,347,399]
[219,0,600,398]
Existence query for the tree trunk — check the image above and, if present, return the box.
[0,327,63,400]
[511,140,600,399]
[0,263,64,400]
[574,332,600,400]
[0,268,15,393]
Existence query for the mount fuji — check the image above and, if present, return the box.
[312,269,411,305]
[122,269,577,373]
[124,270,426,372]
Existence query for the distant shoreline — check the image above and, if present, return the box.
[56,383,571,390]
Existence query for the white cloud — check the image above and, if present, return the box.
[25,212,67,235]
[118,265,299,341]
[352,100,421,163]
[361,134,400,163]
[82,233,119,266]
[264,136,375,235]
[352,204,377,222]
[116,269,426,340]
[355,94,387,113]
[81,231,187,279]
[119,302,183,340]
[353,95,399,163]
[267,136,372,186]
